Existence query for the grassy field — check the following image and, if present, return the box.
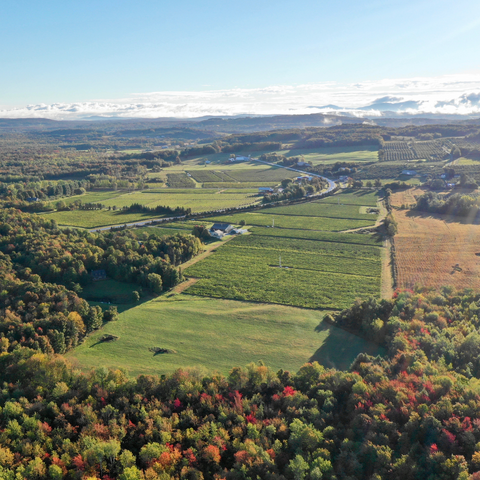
[206,211,376,232]
[44,189,260,228]
[264,202,379,220]
[319,190,380,206]
[250,226,383,245]
[276,145,379,165]
[67,295,384,376]
[42,209,164,229]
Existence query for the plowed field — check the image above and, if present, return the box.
[391,189,480,290]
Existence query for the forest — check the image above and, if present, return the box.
[0,209,200,356]
[1,288,480,478]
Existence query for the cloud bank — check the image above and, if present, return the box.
[2,74,480,120]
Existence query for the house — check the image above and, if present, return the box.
[210,223,233,234]
[26,197,39,202]
[339,176,349,182]
[209,230,225,239]
[297,161,308,167]
[230,155,251,162]
[258,187,274,194]
[91,269,107,281]
[205,160,211,164]
[295,176,313,182]
[401,170,417,176]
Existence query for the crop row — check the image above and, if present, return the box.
[166,173,197,188]
[249,226,383,246]
[206,211,377,232]
[231,234,382,261]
[264,202,376,220]
[186,239,381,309]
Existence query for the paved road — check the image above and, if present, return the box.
[89,162,336,232]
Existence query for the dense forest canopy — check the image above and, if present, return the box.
[1,288,480,478]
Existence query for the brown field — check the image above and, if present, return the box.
[391,188,480,290]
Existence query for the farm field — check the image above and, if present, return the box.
[391,188,480,290]
[180,146,378,167]
[276,145,379,164]
[42,209,164,229]
[206,211,377,232]
[264,202,378,220]
[186,235,381,309]
[185,192,382,309]
[250,226,383,246]
[319,190,380,206]
[67,295,385,376]
[43,189,260,227]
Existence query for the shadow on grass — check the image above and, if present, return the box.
[310,320,385,371]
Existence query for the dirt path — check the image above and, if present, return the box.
[170,277,198,294]
[180,236,235,271]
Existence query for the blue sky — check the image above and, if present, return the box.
[1,0,480,116]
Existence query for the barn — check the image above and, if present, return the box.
[210,223,233,234]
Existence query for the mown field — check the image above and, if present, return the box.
[45,189,260,228]
[67,294,384,376]
[276,145,379,165]
[206,211,376,232]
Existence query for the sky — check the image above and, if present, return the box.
[1,0,480,119]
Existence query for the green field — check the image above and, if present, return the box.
[186,235,381,309]
[277,145,379,165]
[250,226,382,245]
[264,202,378,220]
[67,295,384,376]
[44,189,260,228]
[206,211,376,232]
[43,209,163,229]
[319,190,380,206]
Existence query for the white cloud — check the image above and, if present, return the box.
[2,73,480,120]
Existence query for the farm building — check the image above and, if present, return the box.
[401,170,417,176]
[210,223,233,234]
[295,176,313,182]
[91,269,107,281]
[297,161,309,167]
[258,187,274,193]
[26,197,39,202]
[229,155,251,162]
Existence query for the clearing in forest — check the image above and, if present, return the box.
[67,295,384,376]
[391,188,480,290]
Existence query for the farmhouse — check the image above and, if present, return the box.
[297,161,308,167]
[210,223,233,234]
[229,155,251,162]
[295,176,313,182]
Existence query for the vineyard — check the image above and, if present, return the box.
[184,191,383,310]
[166,173,197,188]
[391,189,480,290]
[383,140,450,162]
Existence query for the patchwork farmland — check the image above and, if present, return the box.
[185,191,383,309]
